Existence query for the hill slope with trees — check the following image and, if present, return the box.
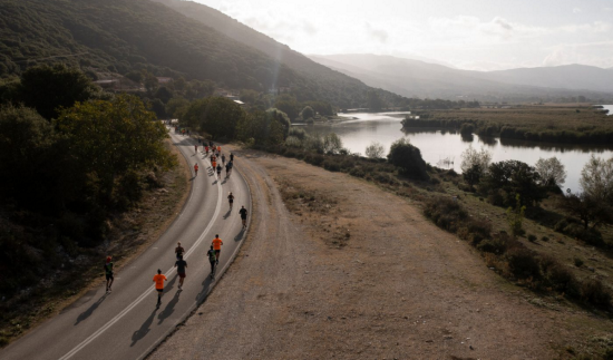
[0,0,407,109]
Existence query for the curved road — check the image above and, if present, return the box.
[0,130,251,360]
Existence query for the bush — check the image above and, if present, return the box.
[387,138,429,180]
[304,153,324,166]
[423,196,467,233]
[506,247,541,280]
[528,234,537,242]
[580,279,611,307]
[322,159,340,172]
[477,236,507,254]
[544,262,579,295]
[574,257,584,267]
[348,167,365,178]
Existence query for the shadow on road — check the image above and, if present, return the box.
[195,277,214,304]
[157,290,181,325]
[74,293,107,325]
[234,229,245,242]
[223,209,231,219]
[130,309,157,347]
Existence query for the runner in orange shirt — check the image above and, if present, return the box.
[211,234,223,265]
[194,163,198,176]
[211,160,217,170]
[153,269,167,308]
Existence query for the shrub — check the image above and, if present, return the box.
[387,138,429,180]
[423,196,467,233]
[477,237,507,254]
[348,167,365,178]
[304,153,324,166]
[544,262,579,295]
[322,159,340,172]
[284,136,302,148]
[528,234,537,242]
[506,247,541,280]
[580,279,611,307]
[541,236,549,242]
[574,257,584,267]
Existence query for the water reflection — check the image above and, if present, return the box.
[303,111,613,193]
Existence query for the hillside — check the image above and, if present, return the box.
[0,0,406,109]
[148,0,408,108]
[310,54,613,103]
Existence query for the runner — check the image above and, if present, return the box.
[211,159,217,170]
[174,255,188,290]
[227,161,233,177]
[221,154,226,165]
[216,163,222,177]
[239,206,248,229]
[212,234,223,265]
[227,192,234,210]
[225,163,231,178]
[205,145,209,155]
[194,163,198,176]
[230,153,234,162]
[211,154,216,163]
[175,242,185,261]
[217,146,221,154]
[207,245,217,278]
[104,256,114,293]
[194,145,198,153]
[153,269,167,308]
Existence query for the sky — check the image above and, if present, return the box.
[191,0,613,71]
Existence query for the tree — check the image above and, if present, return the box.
[535,157,566,188]
[580,155,613,202]
[323,133,343,155]
[154,87,174,104]
[365,142,385,159]
[460,146,491,186]
[561,193,612,231]
[55,95,173,205]
[300,106,314,120]
[387,138,429,179]
[236,109,289,147]
[482,160,544,207]
[506,194,526,237]
[18,64,98,120]
[165,97,190,119]
[183,97,246,139]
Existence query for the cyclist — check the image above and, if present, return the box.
[227,192,234,210]
[104,256,114,293]
[221,154,226,166]
[239,206,248,229]
[212,235,223,265]
[174,255,187,290]
[153,269,167,308]
[207,245,217,278]
[175,242,185,261]
[216,163,222,177]
[194,163,198,176]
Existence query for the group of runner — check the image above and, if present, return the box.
[106,136,249,308]
[193,141,235,179]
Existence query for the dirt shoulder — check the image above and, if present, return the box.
[146,149,613,360]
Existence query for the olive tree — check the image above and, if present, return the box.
[460,145,491,185]
[365,141,385,159]
[580,155,613,202]
[535,157,566,187]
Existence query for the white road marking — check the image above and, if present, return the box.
[58,142,224,360]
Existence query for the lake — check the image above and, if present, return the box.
[303,111,613,194]
[601,104,613,115]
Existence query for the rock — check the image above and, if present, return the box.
[470,345,475,350]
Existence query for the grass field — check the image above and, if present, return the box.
[404,106,613,144]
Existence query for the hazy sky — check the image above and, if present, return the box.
[191,0,613,71]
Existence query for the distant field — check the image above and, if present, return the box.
[403,106,613,144]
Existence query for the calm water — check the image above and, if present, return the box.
[304,111,613,193]
[601,104,613,115]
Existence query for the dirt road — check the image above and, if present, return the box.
[148,150,565,359]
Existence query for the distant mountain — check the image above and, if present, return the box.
[310,54,613,102]
[0,0,407,109]
[485,64,613,93]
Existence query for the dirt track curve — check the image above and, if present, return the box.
[148,149,567,360]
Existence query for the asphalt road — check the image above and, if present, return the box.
[0,130,251,360]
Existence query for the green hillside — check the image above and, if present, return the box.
[0,0,407,108]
